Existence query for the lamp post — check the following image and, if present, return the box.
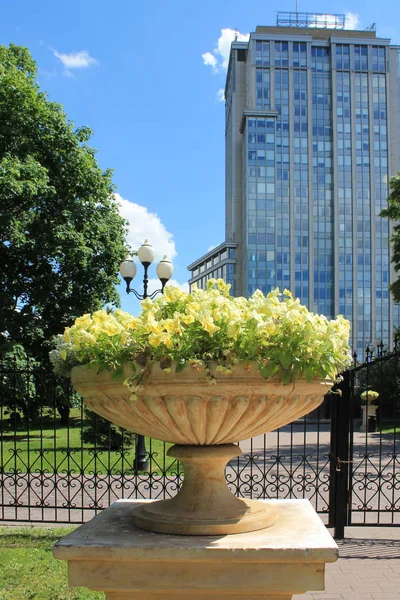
[119,240,173,471]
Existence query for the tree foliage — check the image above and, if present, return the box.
[0,44,129,364]
[81,408,135,450]
[355,356,400,419]
[380,173,400,303]
[0,342,38,425]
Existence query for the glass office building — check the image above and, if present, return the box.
[188,242,237,293]
[189,14,400,354]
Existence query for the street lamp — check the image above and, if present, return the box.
[119,240,173,472]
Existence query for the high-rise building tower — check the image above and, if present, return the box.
[188,13,400,354]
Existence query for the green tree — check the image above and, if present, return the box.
[355,356,400,420]
[0,342,39,426]
[81,408,135,451]
[380,173,400,302]
[0,44,129,368]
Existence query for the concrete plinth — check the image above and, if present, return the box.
[53,499,338,600]
[360,404,378,432]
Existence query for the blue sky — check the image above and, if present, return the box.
[1,0,400,313]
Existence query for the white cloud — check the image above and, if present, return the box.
[202,28,250,73]
[115,193,177,263]
[53,49,97,69]
[202,51,218,71]
[307,12,359,30]
[345,13,360,30]
[167,280,189,293]
[216,88,225,102]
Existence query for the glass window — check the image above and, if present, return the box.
[372,46,386,71]
[256,68,270,110]
[275,41,289,67]
[293,42,307,67]
[255,40,270,66]
[354,45,368,70]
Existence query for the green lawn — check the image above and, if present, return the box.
[0,526,104,599]
[0,410,178,476]
[380,423,400,434]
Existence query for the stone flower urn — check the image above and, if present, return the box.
[71,362,332,535]
[360,390,380,405]
[359,391,380,432]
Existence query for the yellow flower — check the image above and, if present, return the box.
[181,313,195,325]
[91,310,109,324]
[216,278,231,296]
[114,309,140,330]
[75,314,92,329]
[186,301,200,313]
[163,286,185,302]
[163,316,183,335]
[198,309,220,337]
[56,279,351,384]
[148,331,173,348]
[89,323,103,337]
[74,331,97,345]
[227,320,240,338]
[102,320,124,336]
[146,317,164,335]
[260,318,278,337]
[141,298,154,311]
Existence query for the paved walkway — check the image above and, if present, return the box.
[294,526,400,600]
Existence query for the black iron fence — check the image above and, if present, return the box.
[1,345,399,537]
[330,342,400,536]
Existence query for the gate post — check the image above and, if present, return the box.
[329,369,351,539]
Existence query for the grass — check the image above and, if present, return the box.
[0,526,104,599]
[380,424,400,434]
[0,409,177,476]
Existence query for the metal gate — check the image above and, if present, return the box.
[329,342,400,538]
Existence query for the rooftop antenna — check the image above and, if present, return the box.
[234,28,239,41]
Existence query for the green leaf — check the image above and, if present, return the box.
[305,367,314,383]
[280,354,292,369]
[175,360,187,373]
[112,366,124,380]
[258,362,279,379]
[281,371,293,385]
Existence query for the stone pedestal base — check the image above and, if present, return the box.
[53,499,338,600]
[360,404,377,432]
[132,445,278,535]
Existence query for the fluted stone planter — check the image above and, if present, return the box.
[72,363,332,535]
[359,392,380,432]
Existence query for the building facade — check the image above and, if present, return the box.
[189,13,400,354]
[188,242,237,293]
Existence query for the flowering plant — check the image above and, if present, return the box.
[360,390,380,403]
[50,279,351,387]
